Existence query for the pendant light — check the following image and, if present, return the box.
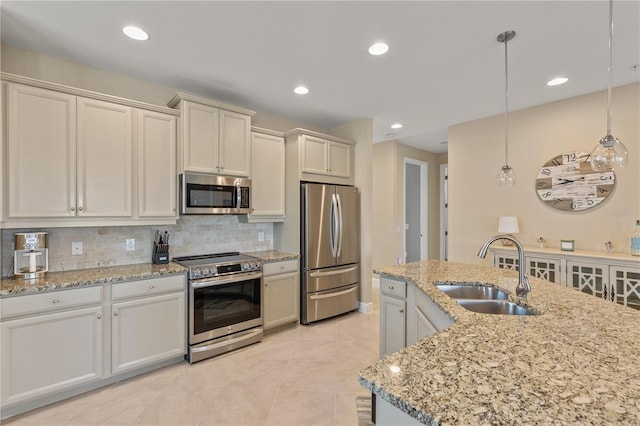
[496,30,516,187]
[590,0,628,172]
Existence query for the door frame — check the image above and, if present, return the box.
[440,163,448,261]
[403,158,428,262]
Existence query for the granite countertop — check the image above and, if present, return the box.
[244,250,299,263]
[0,263,186,297]
[360,260,640,425]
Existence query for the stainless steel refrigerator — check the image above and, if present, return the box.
[301,182,360,325]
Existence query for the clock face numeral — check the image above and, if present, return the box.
[536,151,615,212]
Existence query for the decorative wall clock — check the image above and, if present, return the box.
[535,151,615,211]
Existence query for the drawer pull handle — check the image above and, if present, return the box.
[52,299,60,304]
[149,285,155,289]
[388,285,394,290]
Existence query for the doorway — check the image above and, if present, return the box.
[404,158,428,263]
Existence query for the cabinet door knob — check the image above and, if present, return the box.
[70,207,75,212]
[149,285,155,289]
[388,285,394,290]
[97,314,102,319]
[399,309,404,313]
[114,311,119,317]
[52,299,60,304]
[265,283,268,287]
[78,206,83,211]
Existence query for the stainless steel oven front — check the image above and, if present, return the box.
[188,270,263,363]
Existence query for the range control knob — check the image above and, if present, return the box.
[209,267,216,276]
[242,263,249,271]
[192,270,201,278]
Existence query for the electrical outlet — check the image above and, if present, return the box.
[72,242,83,255]
[258,231,265,242]
[126,239,135,251]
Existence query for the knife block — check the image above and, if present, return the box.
[152,242,170,264]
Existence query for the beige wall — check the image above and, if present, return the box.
[372,140,443,269]
[448,82,640,264]
[0,44,325,133]
[331,119,374,305]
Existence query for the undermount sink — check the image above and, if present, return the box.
[456,299,537,316]
[436,284,509,300]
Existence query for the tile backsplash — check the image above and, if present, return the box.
[1,216,274,278]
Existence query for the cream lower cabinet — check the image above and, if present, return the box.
[380,276,453,358]
[263,260,299,330]
[244,129,285,222]
[380,277,407,358]
[0,287,104,408]
[111,276,186,374]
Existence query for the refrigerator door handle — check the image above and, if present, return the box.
[336,193,343,258]
[309,286,358,300]
[330,193,338,258]
[309,266,358,277]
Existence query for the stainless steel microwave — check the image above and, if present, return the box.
[180,173,251,215]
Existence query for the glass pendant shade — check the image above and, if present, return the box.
[497,165,516,186]
[590,134,629,171]
[590,0,629,172]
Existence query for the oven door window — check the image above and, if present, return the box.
[193,278,261,335]
[186,183,235,209]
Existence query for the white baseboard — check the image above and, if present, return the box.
[359,301,374,313]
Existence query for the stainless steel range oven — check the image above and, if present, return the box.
[173,252,263,363]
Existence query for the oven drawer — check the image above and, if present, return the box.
[263,260,298,276]
[112,275,185,301]
[1,286,103,320]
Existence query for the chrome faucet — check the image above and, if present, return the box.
[478,234,531,298]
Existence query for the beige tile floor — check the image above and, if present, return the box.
[4,302,380,426]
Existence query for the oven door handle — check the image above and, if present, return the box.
[191,271,263,288]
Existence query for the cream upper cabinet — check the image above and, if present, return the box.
[2,76,179,226]
[301,134,328,175]
[218,109,251,176]
[245,129,285,221]
[169,93,254,177]
[137,109,177,217]
[7,83,77,217]
[301,134,352,178]
[327,140,351,178]
[77,97,133,217]
[285,128,355,185]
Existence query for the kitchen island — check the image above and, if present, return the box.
[360,259,640,425]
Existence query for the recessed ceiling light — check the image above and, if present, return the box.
[547,76,568,86]
[122,26,149,41]
[294,86,309,95]
[391,123,403,129]
[368,42,389,56]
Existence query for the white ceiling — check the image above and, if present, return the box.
[1,1,639,153]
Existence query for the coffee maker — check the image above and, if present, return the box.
[14,232,48,280]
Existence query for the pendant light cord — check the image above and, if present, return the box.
[607,0,613,135]
[504,33,510,166]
